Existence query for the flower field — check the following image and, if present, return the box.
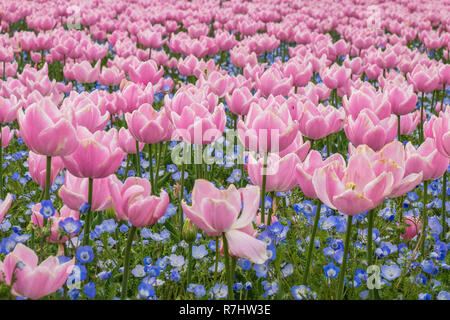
[0,0,448,301]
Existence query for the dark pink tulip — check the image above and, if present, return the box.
[400,216,421,241]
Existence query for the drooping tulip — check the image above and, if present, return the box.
[181,179,268,264]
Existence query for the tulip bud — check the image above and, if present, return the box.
[182,218,197,244]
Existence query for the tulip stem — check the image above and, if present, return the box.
[155,142,162,188]
[2,61,5,81]
[222,233,235,299]
[213,236,219,284]
[337,215,353,300]
[421,180,429,255]
[420,92,425,143]
[121,225,137,300]
[186,243,193,287]
[135,141,141,177]
[397,114,401,142]
[44,156,51,200]
[302,200,322,284]
[260,152,268,226]
[82,178,94,246]
[0,130,3,199]
[148,144,154,193]
[367,209,376,300]
[442,171,447,241]
[178,162,185,233]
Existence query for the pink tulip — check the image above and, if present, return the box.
[400,216,421,241]
[181,179,268,264]
[255,68,293,97]
[0,193,13,225]
[27,151,64,190]
[312,150,394,215]
[61,100,110,133]
[350,142,423,198]
[66,61,100,84]
[0,126,14,148]
[118,127,145,154]
[344,109,397,151]
[129,60,164,86]
[108,175,169,227]
[279,132,310,161]
[17,98,79,157]
[121,82,154,113]
[166,85,225,145]
[298,101,345,140]
[225,87,258,116]
[0,243,74,299]
[343,84,391,120]
[399,111,421,135]
[98,66,125,87]
[0,95,20,123]
[405,138,449,181]
[238,96,298,153]
[320,64,351,89]
[385,83,418,116]
[282,59,313,87]
[59,171,112,212]
[61,127,126,179]
[125,104,173,144]
[432,108,450,158]
[407,64,440,93]
[295,150,346,199]
[247,152,299,192]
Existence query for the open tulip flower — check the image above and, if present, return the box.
[312,148,394,215]
[0,244,74,299]
[182,179,268,264]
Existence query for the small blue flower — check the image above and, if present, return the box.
[83,282,96,299]
[291,285,311,300]
[79,202,90,214]
[238,258,251,271]
[138,282,155,299]
[323,262,340,278]
[76,246,94,264]
[381,264,401,280]
[210,284,228,299]
[418,293,431,300]
[415,274,427,286]
[146,265,161,277]
[192,245,208,259]
[59,217,82,234]
[193,284,206,298]
[170,270,180,281]
[254,263,268,278]
[437,291,450,300]
[97,271,111,281]
[40,200,55,219]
